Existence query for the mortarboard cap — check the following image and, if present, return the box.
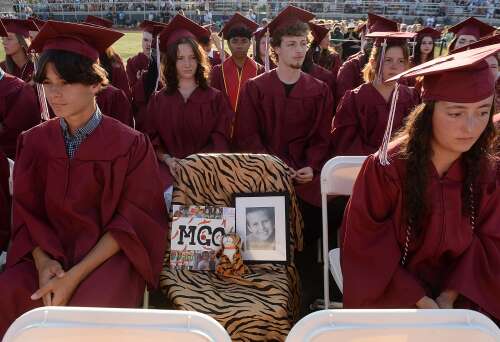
[452,33,500,54]
[416,27,441,40]
[448,17,495,40]
[85,15,113,29]
[367,13,398,33]
[266,5,315,36]
[158,14,210,52]
[366,31,416,46]
[219,13,258,38]
[356,22,367,34]
[29,20,123,62]
[388,43,500,103]
[309,21,330,43]
[0,19,7,37]
[139,20,167,37]
[1,18,39,38]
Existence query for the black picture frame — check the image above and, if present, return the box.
[233,192,290,264]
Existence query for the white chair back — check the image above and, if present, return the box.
[286,309,500,342]
[320,156,366,307]
[3,307,232,342]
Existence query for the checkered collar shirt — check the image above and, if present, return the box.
[60,107,103,159]
[0,67,4,81]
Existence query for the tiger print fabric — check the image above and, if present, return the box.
[160,153,304,342]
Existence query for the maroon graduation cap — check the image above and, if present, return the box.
[1,18,39,38]
[390,43,500,103]
[29,20,124,61]
[266,5,315,36]
[309,21,330,43]
[84,15,113,29]
[416,27,441,40]
[219,12,259,38]
[158,14,210,52]
[367,13,398,34]
[448,17,495,40]
[139,20,168,37]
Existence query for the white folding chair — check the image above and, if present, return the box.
[320,156,366,308]
[3,307,232,342]
[286,309,500,342]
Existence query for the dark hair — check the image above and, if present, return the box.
[270,21,309,48]
[395,101,497,240]
[4,34,31,76]
[301,47,314,73]
[161,37,210,95]
[226,26,252,40]
[198,35,210,46]
[362,42,410,83]
[413,35,435,65]
[34,49,109,86]
[98,47,123,83]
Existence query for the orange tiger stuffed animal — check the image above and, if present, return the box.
[215,233,249,277]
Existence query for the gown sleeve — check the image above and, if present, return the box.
[104,134,168,287]
[444,167,500,320]
[8,133,66,266]
[341,154,426,308]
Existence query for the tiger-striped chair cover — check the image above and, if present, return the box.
[160,153,304,342]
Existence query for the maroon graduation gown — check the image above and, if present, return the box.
[233,70,334,207]
[96,85,133,126]
[335,51,367,104]
[341,147,500,322]
[111,63,132,99]
[144,86,232,188]
[0,60,34,82]
[126,53,149,88]
[331,83,419,157]
[0,150,10,251]
[0,117,168,336]
[0,73,40,159]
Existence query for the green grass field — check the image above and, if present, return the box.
[0,31,142,67]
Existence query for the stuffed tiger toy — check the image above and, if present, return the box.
[215,233,249,278]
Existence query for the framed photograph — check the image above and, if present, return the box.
[234,192,290,264]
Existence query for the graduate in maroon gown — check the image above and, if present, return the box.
[308,22,341,77]
[0,20,40,160]
[341,45,500,322]
[210,13,263,136]
[331,32,420,157]
[144,15,232,191]
[302,46,336,108]
[127,21,167,89]
[0,18,37,82]
[0,149,10,252]
[83,16,131,98]
[335,13,396,104]
[233,6,333,209]
[0,21,167,338]
[447,17,495,53]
